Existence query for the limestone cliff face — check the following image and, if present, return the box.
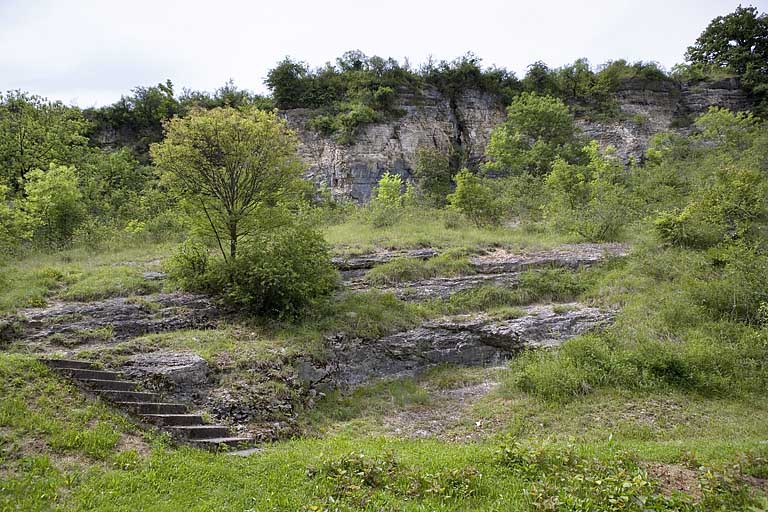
[284,78,753,201]
[578,77,753,163]
[282,86,506,201]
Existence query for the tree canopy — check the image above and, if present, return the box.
[484,93,583,176]
[151,107,304,263]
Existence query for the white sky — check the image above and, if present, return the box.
[0,0,760,107]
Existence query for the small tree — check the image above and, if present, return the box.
[413,146,453,205]
[485,92,582,176]
[545,142,630,241]
[0,91,89,190]
[686,6,768,80]
[447,169,500,226]
[23,164,86,246]
[151,108,303,264]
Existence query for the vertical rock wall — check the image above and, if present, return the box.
[284,78,754,201]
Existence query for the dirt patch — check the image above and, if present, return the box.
[645,462,702,500]
[116,432,152,458]
[382,379,501,441]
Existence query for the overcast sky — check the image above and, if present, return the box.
[0,0,758,107]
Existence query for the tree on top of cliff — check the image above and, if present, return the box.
[686,5,768,93]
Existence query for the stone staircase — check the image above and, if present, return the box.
[40,358,254,450]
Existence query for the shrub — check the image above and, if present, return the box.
[447,169,500,226]
[545,142,632,241]
[484,92,582,176]
[413,146,453,206]
[23,164,87,246]
[224,225,337,317]
[368,172,413,228]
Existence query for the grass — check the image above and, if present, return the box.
[364,248,475,285]
[0,241,173,312]
[2,353,765,511]
[502,241,768,402]
[324,208,571,254]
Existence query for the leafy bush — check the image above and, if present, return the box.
[169,223,337,319]
[447,169,500,226]
[412,146,454,206]
[367,172,415,228]
[485,92,582,176]
[23,164,87,247]
[545,142,632,241]
[497,440,692,510]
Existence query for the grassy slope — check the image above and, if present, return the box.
[2,219,767,510]
[1,354,766,511]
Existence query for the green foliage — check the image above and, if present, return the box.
[0,90,89,190]
[690,243,768,324]
[152,107,304,263]
[446,268,587,314]
[222,224,338,318]
[505,243,768,401]
[521,59,671,119]
[412,146,454,205]
[60,265,161,301]
[447,169,500,226]
[685,6,768,96]
[368,172,416,228]
[545,142,631,241]
[169,223,337,319]
[653,109,767,249]
[87,80,181,156]
[308,450,482,506]
[0,184,32,257]
[23,163,87,246]
[497,440,692,511]
[485,93,583,176]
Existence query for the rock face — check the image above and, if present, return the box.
[305,303,614,387]
[284,87,506,201]
[285,79,754,200]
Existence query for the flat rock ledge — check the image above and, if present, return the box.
[122,351,209,387]
[301,303,614,387]
[344,243,630,301]
[16,292,218,344]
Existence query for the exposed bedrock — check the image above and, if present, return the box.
[301,303,614,388]
[342,243,629,301]
[284,78,753,201]
[16,292,218,345]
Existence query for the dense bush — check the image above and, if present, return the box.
[447,169,500,226]
[167,223,338,318]
[412,146,454,206]
[484,92,583,176]
[23,164,87,247]
[367,172,416,228]
[223,224,338,317]
[545,142,632,241]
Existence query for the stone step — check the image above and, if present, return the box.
[169,425,231,440]
[81,379,137,391]
[190,437,255,449]
[59,368,122,381]
[100,390,161,402]
[141,414,205,427]
[40,359,98,370]
[119,402,188,415]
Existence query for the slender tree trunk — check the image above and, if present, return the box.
[229,224,237,262]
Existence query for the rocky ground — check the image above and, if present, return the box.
[4,243,626,442]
